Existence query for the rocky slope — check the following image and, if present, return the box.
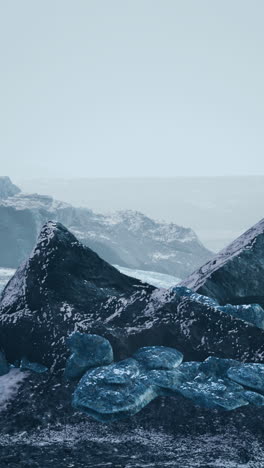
[1,222,264,371]
[0,178,212,277]
[181,218,264,306]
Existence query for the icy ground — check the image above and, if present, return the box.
[114,265,180,288]
[0,423,263,467]
[0,268,15,294]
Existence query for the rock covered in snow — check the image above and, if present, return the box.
[181,218,264,307]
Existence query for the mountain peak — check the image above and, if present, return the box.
[0,176,21,199]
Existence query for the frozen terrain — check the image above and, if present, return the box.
[114,265,180,288]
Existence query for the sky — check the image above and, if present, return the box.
[1,1,264,178]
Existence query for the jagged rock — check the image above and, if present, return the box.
[64,332,114,380]
[181,218,264,307]
[0,350,10,376]
[0,176,20,199]
[132,346,183,370]
[0,178,212,275]
[1,222,264,369]
[227,364,264,392]
[20,357,48,373]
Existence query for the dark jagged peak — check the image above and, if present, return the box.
[0,222,154,366]
[2,222,264,373]
[0,176,21,199]
[181,218,264,306]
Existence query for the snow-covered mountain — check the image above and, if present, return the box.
[0,176,20,199]
[0,178,212,278]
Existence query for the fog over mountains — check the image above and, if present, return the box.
[0,177,211,280]
[17,176,264,251]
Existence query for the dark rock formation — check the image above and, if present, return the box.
[181,218,264,306]
[1,222,264,372]
[20,357,48,373]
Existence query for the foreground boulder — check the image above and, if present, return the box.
[1,222,264,369]
[181,218,264,307]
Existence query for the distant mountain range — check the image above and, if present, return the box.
[0,177,212,278]
[17,176,264,251]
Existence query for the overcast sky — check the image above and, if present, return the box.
[1,1,264,178]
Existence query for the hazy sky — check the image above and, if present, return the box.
[1,1,264,178]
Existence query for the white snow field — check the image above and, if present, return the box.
[114,265,180,288]
[0,369,28,412]
[0,268,15,294]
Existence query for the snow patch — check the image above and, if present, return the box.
[0,369,28,411]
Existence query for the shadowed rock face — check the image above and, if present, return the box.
[1,222,264,370]
[0,221,154,367]
[181,218,264,307]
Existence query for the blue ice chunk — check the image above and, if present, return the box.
[64,332,114,381]
[20,357,48,373]
[173,286,264,329]
[177,375,249,410]
[199,357,240,377]
[102,359,140,384]
[0,351,10,376]
[73,361,157,422]
[243,391,264,406]
[227,363,264,392]
[218,303,264,329]
[133,346,183,370]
